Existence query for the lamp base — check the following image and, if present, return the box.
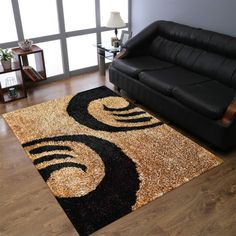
[111,37,120,47]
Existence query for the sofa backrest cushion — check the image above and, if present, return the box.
[149,21,236,88]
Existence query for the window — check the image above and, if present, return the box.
[67,34,97,71]
[100,0,128,26]
[0,0,18,43]
[18,0,59,38]
[101,28,128,42]
[36,41,64,77]
[63,0,96,32]
[101,30,115,43]
[0,0,130,79]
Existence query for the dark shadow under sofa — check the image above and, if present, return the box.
[109,20,236,150]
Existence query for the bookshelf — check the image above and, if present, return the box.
[0,45,47,103]
[12,45,47,83]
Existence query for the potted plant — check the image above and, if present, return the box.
[0,48,13,70]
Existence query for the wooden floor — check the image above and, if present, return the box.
[0,72,235,236]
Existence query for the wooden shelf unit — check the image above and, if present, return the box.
[0,45,47,103]
[12,45,47,83]
[0,63,27,103]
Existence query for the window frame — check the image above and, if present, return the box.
[0,0,131,80]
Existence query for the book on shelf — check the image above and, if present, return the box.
[23,66,45,82]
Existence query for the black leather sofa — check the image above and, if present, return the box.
[109,20,236,150]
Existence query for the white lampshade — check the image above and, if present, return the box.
[106,11,126,28]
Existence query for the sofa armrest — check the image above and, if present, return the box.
[114,48,128,60]
[221,100,236,125]
[120,21,160,58]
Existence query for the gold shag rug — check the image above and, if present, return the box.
[3,86,222,236]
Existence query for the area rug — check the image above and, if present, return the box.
[3,86,222,236]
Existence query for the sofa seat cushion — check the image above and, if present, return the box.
[112,56,173,78]
[173,80,235,119]
[139,67,211,96]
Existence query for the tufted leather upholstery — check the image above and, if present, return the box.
[172,80,235,119]
[149,36,236,88]
[112,56,173,78]
[139,66,211,96]
[109,20,236,149]
[122,20,236,88]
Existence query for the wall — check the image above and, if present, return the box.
[131,0,236,37]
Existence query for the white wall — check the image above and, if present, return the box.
[132,0,236,37]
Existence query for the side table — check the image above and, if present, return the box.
[96,43,120,75]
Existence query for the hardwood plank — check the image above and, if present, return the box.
[0,71,236,236]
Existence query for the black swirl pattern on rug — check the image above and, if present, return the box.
[33,154,74,165]
[30,145,72,154]
[23,134,140,236]
[113,111,146,117]
[67,86,163,132]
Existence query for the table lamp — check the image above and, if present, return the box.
[106,11,126,46]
